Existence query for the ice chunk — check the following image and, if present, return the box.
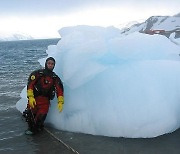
[17,25,180,138]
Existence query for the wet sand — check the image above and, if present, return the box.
[1,107,180,154]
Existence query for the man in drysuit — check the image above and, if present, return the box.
[23,57,64,135]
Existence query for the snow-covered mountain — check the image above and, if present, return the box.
[121,13,180,38]
[0,33,33,41]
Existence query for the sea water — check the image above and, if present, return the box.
[0,39,72,153]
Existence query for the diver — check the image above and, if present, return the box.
[23,57,64,135]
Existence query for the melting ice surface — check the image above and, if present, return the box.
[16,25,180,138]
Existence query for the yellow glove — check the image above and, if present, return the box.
[28,97,36,108]
[27,89,36,108]
[57,96,64,112]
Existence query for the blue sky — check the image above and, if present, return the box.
[0,0,179,38]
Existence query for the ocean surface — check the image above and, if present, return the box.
[0,39,72,154]
[1,39,180,154]
[0,39,58,111]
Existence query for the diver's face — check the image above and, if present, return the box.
[46,60,55,70]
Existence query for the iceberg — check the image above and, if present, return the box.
[16,25,180,138]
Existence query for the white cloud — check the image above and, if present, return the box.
[0,0,179,38]
[0,16,62,38]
